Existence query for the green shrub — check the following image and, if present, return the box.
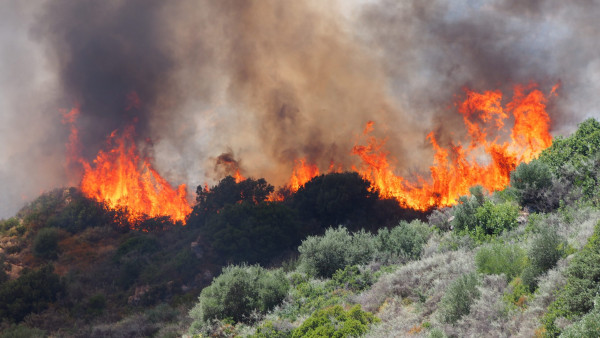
[330,265,375,292]
[0,265,62,323]
[189,265,289,329]
[46,193,114,233]
[0,324,46,338]
[438,272,481,324]
[283,279,350,320]
[452,186,485,232]
[539,118,600,173]
[292,172,379,231]
[251,320,293,338]
[475,242,526,281]
[510,160,554,210]
[114,235,159,260]
[0,218,19,233]
[291,304,379,338]
[32,228,60,260]
[86,293,106,316]
[375,220,431,260]
[298,227,376,278]
[560,297,600,338]
[473,201,519,238]
[200,202,302,265]
[538,118,600,205]
[503,277,530,309]
[544,222,600,336]
[522,226,564,291]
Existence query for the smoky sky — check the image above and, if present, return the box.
[0,0,598,218]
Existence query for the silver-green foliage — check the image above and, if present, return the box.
[438,272,481,324]
[375,220,431,261]
[475,242,526,280]
[189,265,289,332]
[560,296,600,338]
[298,227,376,278]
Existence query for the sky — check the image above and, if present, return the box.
[0,0,598,218]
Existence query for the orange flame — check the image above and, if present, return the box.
[289,159,320,192]
[352,84,553,210]
[64,110,191,225]
[234,170,246,183]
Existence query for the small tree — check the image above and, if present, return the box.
[298,227,376,278]
[189,265,288,330]
[33,228,60,260]
[438,272,481,324]
[292,305,379,338]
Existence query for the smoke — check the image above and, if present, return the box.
[360,0,600,134]
[0,0,598,218]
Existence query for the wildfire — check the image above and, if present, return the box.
[352,84,553,210]
[289,159,320,192]
[63,110,191,225]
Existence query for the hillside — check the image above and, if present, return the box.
[1,118,600,337]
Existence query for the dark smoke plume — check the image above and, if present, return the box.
[0,0,598,218]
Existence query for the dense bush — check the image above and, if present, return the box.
[33,228,60,260]
[560,296,600,338]
[438,272,481,324]
[472,201,519,238]
[188,176,274,226]
[0,265,63,323]
[18,189,66,228]
[538,118,600,205]
[375,220,431,261]
[522,226,564,291]
[510,160,556,212]
[475,242,526,281]
[330,265,375,292]
[292,172,379,231]
[291,304,379,338]
[544,221,600,336]
[0,218,19,233]
[298,227,376,278]
[539,118,600,173]
[189,265,289,330]
[200,202,302,265]
[453,187,519,241]
[451,186,485,233]
[46,192,114,233]
[0,324,47,338]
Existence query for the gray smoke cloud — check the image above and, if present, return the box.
[0,0,598,218]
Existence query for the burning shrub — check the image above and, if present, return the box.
[33,228,60,260]
[298,227,376,278]
[188,265,288,330]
